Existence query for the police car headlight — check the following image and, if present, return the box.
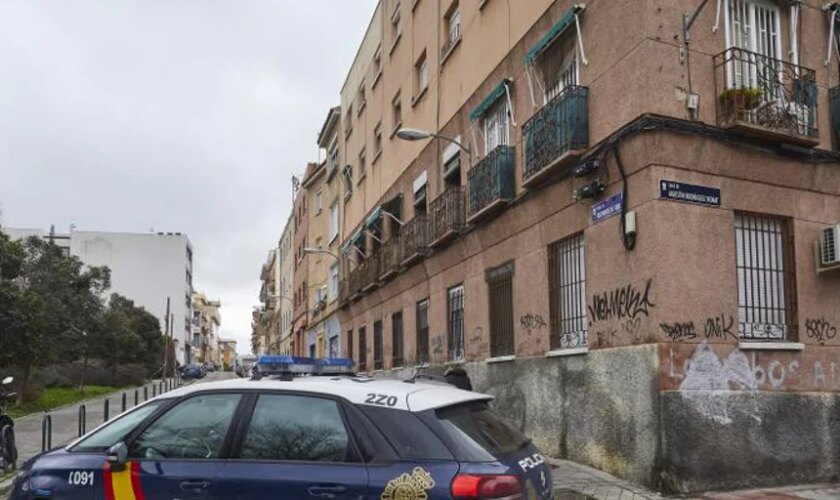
[17,476,30,492]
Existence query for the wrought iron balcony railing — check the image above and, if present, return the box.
[359,253,381,293]
[714,47,818,145]
[429,187,464,247]
[467,145,516,222]
[399,214,429,266]
[379,236,401,281]
[522,85,588,187]
[338,278,351,304]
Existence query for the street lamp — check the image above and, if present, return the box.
[396,127,472,165]
[303,247,341,261]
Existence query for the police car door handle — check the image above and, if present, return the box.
[307,485,347,498]
[179,480,210,492]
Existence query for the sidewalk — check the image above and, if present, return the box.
[550,459,840,500]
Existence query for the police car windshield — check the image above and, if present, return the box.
[428,401,530,461]
[71,400,166,452]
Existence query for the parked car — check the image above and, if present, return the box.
[179,364,204,380]
[10,356,553,499]
[204,362,217,372]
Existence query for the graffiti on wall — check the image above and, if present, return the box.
[660,314,737,342]
[805,317,837,346]
[588,279,655,324]
[431,335,444,355]
[520,313,547,335]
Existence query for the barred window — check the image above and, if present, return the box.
[486,262,515,357]
[448,285,465,361]
[548,233,587,350]
[358,327,367,372]
[735,213,796,340]
[373,320,383,370]
[392,311,404,368]
[416,299,430,363]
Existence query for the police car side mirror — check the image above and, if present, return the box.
[106,442,128,470]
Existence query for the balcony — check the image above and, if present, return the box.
[399,214,429,266]
[429,187,464,248]
[522,86,588,188]
[379,237,401,281]
[359,254,381,293]
[467,145,516,223]
[338,278,351,305]
[714,47,818,147]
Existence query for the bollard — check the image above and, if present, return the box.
[78,405,86,437]
[121,393,127,413]
[103,398,110,423]
[41,414,52,452]
[144,386,148,401]
[159,381,164,394]
[134,389,139,407]
[152,384,156,397]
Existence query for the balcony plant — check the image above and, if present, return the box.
[720,87,763,111]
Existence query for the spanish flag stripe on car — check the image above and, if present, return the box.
[103,461,146,500]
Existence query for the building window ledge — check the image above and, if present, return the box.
[389,33,402,56]
[372,150,382,165]
[357,101,366,116]
[738,341,804,351]
[486,355,515,364]
[545,347,589,358]
[411,86,428,107]
[390,121,403,139]
[356,172,367,185]
[479,0,489,10]
[372,70,383,90]
[440,36,461,66]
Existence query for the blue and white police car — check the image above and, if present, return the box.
[10,356,553,499]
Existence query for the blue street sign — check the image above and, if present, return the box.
[592,193,623,223]
[659,180,721,207]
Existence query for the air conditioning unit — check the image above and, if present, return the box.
[817,224,840,273]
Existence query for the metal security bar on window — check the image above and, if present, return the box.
[487,263,515,357]
[358,327,367,371]
[416,300,430,363]
[714,48,818,141]
[373,320,383,370]
[392,311,404,367]
[448,285,465,361]
[735,213,795,340]
[467,145,516,219]
[548,233,587,350]
[522,86,589,182]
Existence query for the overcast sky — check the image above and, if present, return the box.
[0,0,376,354]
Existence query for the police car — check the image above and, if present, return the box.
[11,356,553,499]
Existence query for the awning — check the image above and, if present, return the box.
[525,4,585,64]
[470,80,510,121]
[365,207,382,227]
[351,229,364,246]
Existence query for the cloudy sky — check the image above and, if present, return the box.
[0,0,376,354]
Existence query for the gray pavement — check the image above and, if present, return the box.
[0,371,235,495]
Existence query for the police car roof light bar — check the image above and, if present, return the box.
[255,355,356,377]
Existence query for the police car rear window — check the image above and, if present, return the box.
[426,401,529,461]
[358,406,453,461]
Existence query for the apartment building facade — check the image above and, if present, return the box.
[330,0,840,493]
[290,164,315,356]
[192,291,221,365]
[5,227,196,364]
[276,214,296,354]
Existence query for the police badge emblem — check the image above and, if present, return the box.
[381,467,436,500]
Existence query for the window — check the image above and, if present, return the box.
[431,401,529,462]
[329,202,339,243]
[538,25,578,103]
[443,1,461,56]
[73,401,165,452]
[356,79,366,114]
[342,165,353,197]
[329,263,339,301]
[725,0,780,62]
[329,335,339,357]
[448,285,465,360]
[392,92,402,133]
[373,123,383,158]
[358,148,367,178]
[391,5,402,49]
[373,46,383,82]
[415,51,428,96]
[344,105,353,137]
[358,326,367,371]
[239,394,353,462]
[358,406,453,460]
[392,311,404,367]
[486,262,514,357]
[416,299,430,363]
[548,233,587,350]
[483,98,510,154]
[130,393,241,460]
[373,320,383,370]
[443,154,461,187]
[315,190,322,213]
[327,137,339,177]
[347,330,354,361]
[735,213,796,340]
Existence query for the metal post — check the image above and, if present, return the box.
[160,381,164,394]
[78,405,86,437]
[134,389,139,407]
[121,393,127,413]
[103,399,110,422]
[144,386,148,401]
[41,414,52,452]
[152,384,156,397]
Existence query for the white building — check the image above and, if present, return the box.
[3,227,195,364]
